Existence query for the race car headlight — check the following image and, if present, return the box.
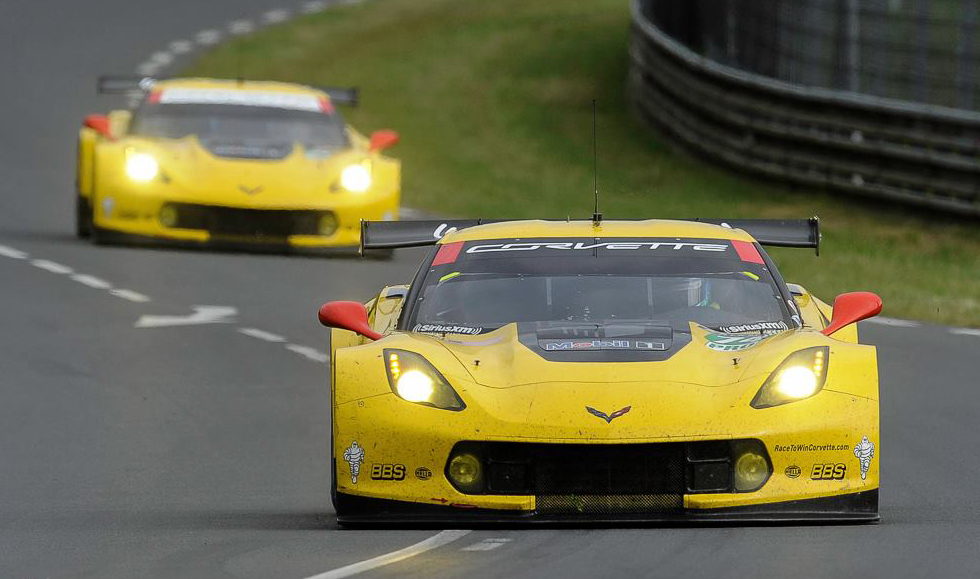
[751,346,829,409]
[384,349,465,411]
[339,163,371,193]
[125,150,159,182]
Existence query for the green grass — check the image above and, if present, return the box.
[186,0,980,326]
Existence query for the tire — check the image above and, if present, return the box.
[75,196,93,239]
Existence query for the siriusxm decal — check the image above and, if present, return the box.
[413,323,482,335]
[718,321,788,334]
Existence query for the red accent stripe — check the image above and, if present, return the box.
[147,91,162,104]
[432,242,463,266]
[318,97,334,114]
[732,240,765,264]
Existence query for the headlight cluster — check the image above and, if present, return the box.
[751,346,829,409]
[124,149,159,182]
[384,350,465,411]
[340,162,372,192]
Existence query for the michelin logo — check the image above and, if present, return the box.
[853,435,875,480]
[343,441,365,484]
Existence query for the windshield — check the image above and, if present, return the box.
[130,103,350,157]
[406,238,795,335]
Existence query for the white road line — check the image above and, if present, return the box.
[462,538,512,551]
[136,62,159,75]
[0,245,27,259]
[169,39,193,54]
[110,289,151,303]
[196,29,222,45]
[238,327,286,342]
[30,260,73,275]
[951,328,980,337]
[302,1,328,13]
[135,306,237,328]
[70,274,112,289]
[865,316,921,327]
[229,19,254,34]
[304,530,471,579]
[286,344,328,363]
[149,51,173,65]
[263,8,290,23]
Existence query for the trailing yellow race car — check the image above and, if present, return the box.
[76,76,401,251]
[318,217,883,524]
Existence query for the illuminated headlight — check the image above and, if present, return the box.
[384,349,465,411]
[125,150,159,182]
[751,347,829,409]
[339,164,371,192]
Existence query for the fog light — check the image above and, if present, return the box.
[734,451,770,492]
[317,213,337,236]
[159,204,178,228]
[447,453,483,493]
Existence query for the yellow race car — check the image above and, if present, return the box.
[76,76,401,251]
[318,217,883,524]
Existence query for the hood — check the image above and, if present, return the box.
[119,135,364,206]
[432,322,794,389]
[413,323,818,438]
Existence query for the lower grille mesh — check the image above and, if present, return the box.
[536,493,683,514]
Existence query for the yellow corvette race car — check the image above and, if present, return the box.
[318,217,883,524]
[76,76,401,251]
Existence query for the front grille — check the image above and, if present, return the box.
[536,493,683,514]
[164,203,334,238]
[480,442,688,496]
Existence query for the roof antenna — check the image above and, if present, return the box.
[591,99,602,226]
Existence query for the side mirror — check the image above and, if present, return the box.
[83,114,113,139]
[821,292,882,336]
[318,301,383,341]
[369,129,400,152]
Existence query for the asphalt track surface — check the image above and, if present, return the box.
[1,1,979,578]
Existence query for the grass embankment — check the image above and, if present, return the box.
[186,0,980,326]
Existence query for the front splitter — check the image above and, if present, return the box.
[335,489,879,527]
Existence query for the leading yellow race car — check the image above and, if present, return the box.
[76,76,401,251]
[318,217,883,524]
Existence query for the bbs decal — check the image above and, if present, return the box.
[370,464,406,481]
[810,463,847,480]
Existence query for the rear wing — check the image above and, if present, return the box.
[360,218,820,255]
[95,75,359,105]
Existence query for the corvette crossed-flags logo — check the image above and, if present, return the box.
[585,405,632,423]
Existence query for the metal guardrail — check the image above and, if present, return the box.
[628,0,980,216]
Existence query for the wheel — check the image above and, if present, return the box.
[75,196,93,239]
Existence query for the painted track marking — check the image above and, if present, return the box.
[865,316,921,327]
[239,327,286,342]
[286,344,329,363]
[31,259,73,274]
[303,530,471,579]
[71,274,112,289]
[951,328,980,337]
[462,538,512,551]
[135,306,237,328]
[110,289,152,303]
[0,245,27,259]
